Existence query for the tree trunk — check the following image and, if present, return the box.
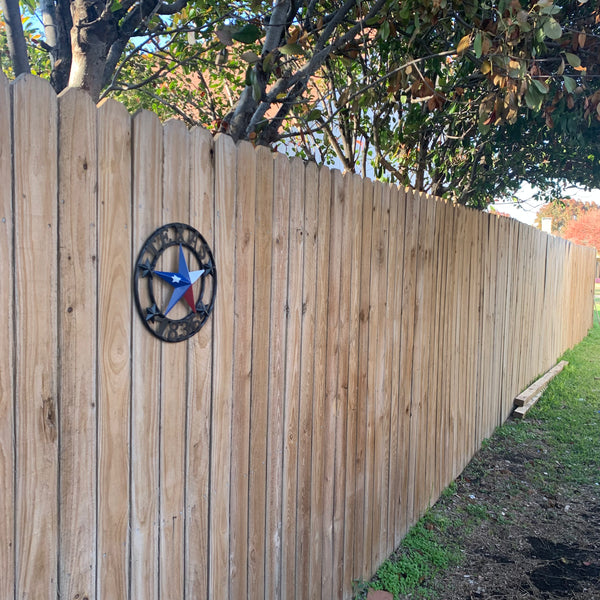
[49,0,73,92]
[68,0,115,101]
[1,0,30,76]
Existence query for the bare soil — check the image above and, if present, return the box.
[408,427,600,600]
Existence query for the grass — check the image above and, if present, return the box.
[356,319,600,600]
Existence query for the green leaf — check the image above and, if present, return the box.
[532,79,549,94]
[232,24,262,45]
[563,75,576,94]
[565,53,581,69]
[474,32,482,59]
[244,65,254,86]
[525,85,543,111]
[540,4,561,15]
[241,50,260,64]
[252,79,262,102]
[262,51,276,73]
[543,18,562,40]
[380,20,390,41]
[279,43,303,56]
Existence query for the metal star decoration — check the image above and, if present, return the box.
[154,244,206,315]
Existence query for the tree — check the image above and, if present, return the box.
[562,209,600,251]
[2,0,600,207]
[534,197,600,234]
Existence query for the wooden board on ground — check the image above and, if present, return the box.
[514,360,568,407]
[513,360,568,418]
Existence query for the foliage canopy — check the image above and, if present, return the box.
[2,0,600,207]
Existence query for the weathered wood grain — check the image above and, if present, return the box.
[13,75,59,600]
[186,125,215,600]
[96,97,132,600]
[57,87,98,600]
[130,109,162,600]
[0,68,14,600]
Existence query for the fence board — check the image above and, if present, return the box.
[384,185,400,547]
[373,182,391,565]
[282,156,305,597]
[131,109,162,600]
[13,75,59,600]
[331,172,354,598]
[321,168,344,598]
[265,152,291,599]
[96,98,132,600]
[229,139,256,600]
[391,187,407,545]
[186,125,215,600]
[57,87,98,600]
[247,145,274,600]
[406,189,424,523]
[160,119,191,599]
[296,160,319,600]
[308,166,331,599]
[0,69,14,600]
[209,133,237,598]
[428,196,444,505]
[355,179,373,578]
[398,188,419,539]
[343,172,364,595]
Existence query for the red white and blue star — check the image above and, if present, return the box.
[154,244,205,315]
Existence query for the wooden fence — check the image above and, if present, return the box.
[0,73,596,600]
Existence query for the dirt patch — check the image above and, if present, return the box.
[416,440,600,600]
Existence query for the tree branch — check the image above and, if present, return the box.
[0,0,30,76]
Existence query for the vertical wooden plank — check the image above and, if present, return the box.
[308,166,331,599]
[332,172,353,599]
[160,119,190,600]
[295,161,318,600]
[397,188,419,542]
[392,187,407,545]
[422,195,438,509]
[409,192,432,522]
[57,87,98,600]
[229,140,256,600]
[247,146,273,600]
[372,182,391,565]
[13,75,59,600]
[506,219,522,415]
[428,196,444,505]
[265,152,290,600]
[450,205,466,480]
[186,125,214,600]
[474,213,488,448]
[488,216,504,430]
[434,200,453,499]
[342,172,364,596]
[466,209,481,463]
[282,157,304,598]
[96,97,131,600]
[407,189,425,523]
[130,109,162,600]
[365,180,384,571]
[354,179,373,578]
[0,69,14,600]
[439,202,456,491]
[486,215,500,436]
[321,169,343,599]
[384,185,401,549]
[209,133,236,599]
